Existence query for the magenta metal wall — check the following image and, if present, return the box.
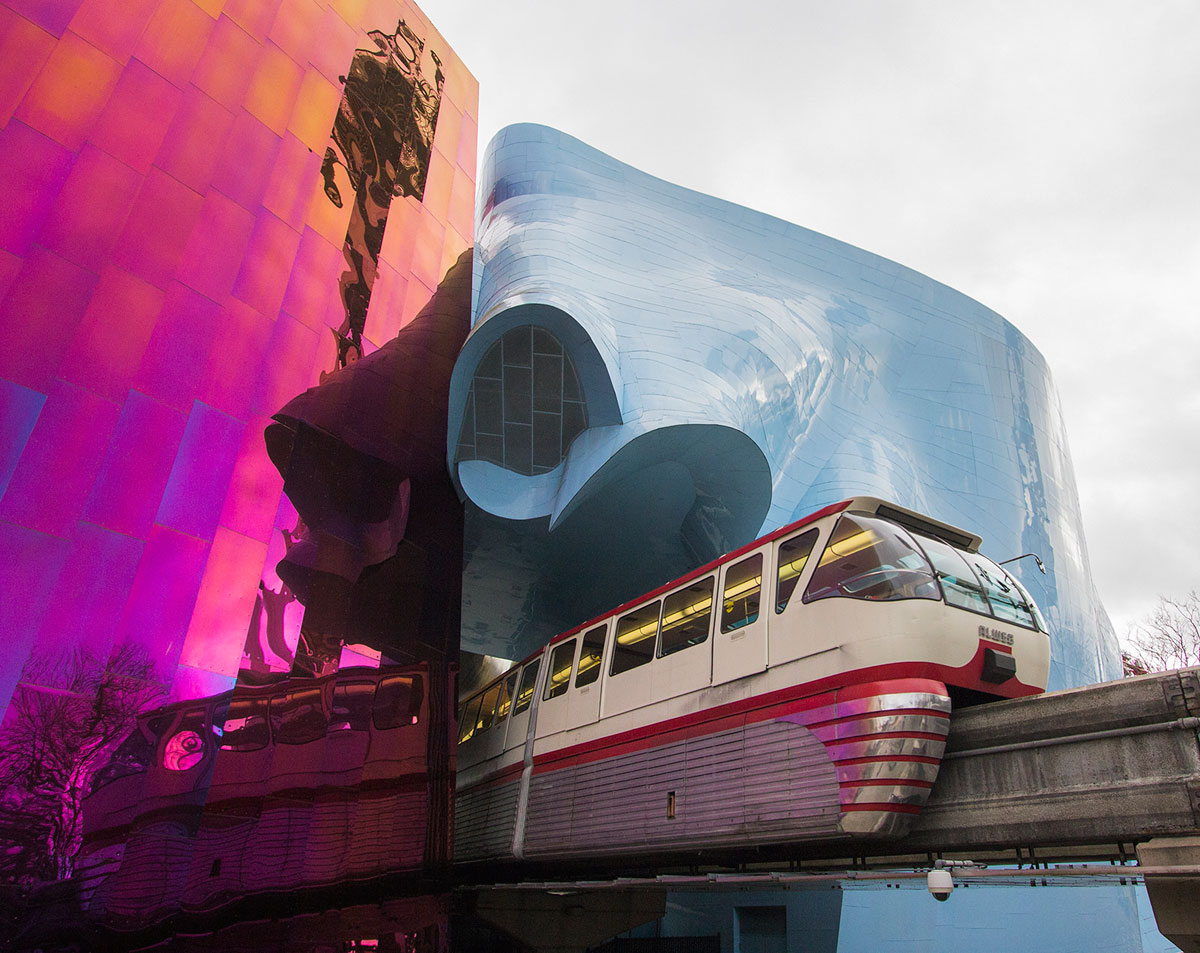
[0,0,477,715]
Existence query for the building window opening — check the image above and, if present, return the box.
[457,326,588,475]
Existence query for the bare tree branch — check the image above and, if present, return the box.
[0,645,164,881]
[1126,590,1200,674]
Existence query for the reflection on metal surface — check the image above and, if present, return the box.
[451,124,1119,694]
[824,736,949,763]
[71,662,445,936]
[323,20,444,369]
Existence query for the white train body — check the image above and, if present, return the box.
[455,497,1050,863]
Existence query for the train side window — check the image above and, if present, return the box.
[478,681,504,730]
[776,530,819,614]
[1009,576,1048,632]
[458,693,483,743]
[219,698,269,750]
[374,674,423,730]
[495,670,520,721]
[544,639,577,700]
[612,601,661,676]
[271,688,325,745]
[575,626,607,687]
[659,577,714,656]
[967,554,1038,630]
[913,534,991,616]
[163,709,208,771]
[804,514,939,603]
[330,681,375,731]
[513,661,540,715]
[721,555,763,633]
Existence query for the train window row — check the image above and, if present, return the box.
[799,514,1041,629]
[457,510,1045,746]
[458,660,540,744]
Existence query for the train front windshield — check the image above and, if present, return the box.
[803,512,1046,632]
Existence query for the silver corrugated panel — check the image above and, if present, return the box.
[836,759,941,784]
[455,780,519,860]
[823,735,947,762]
[809,712,950,742]
[523,719,842,858]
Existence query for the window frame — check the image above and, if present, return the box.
[721,553,764,633]
[658,576,715,658]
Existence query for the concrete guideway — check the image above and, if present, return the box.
[463,667,1200,952]
[905,666,1200,952]
[907,666,1200,854]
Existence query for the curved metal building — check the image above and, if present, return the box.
[449,123,1119,691]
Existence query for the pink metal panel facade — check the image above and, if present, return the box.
[0,0,477,718]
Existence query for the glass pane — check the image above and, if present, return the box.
[575,626,606,687]
[967,553,1038,629]
[513,660,540,715]
[502,326,531,367]
[612,601,661,676]
[271,688,325,745]
[913,533,991,615]
[776,530,819,613]
[458,693,483,743]
[330,681,374,732]
[660,577,713,656]
[722,555,762,633]
[544,639,577,700]
[495,670,519,721]
[1009,576,1048,632]
[374,674,422,730]
[478,681,503,730]
[805,515,939,603]
[219,698,269,750]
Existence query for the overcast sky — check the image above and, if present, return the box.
[421,0,1200,641]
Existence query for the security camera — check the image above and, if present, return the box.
[927,867,954,901]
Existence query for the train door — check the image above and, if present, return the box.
[653,575,716,699]
[564,623,607,731]
[503,657,541,754]
[712,549,769,685]
[534,637,578,737]
[599,600,661,718]
[767,527,824,666]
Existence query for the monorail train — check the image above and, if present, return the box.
[454,497,1050,863]
[76,663,438,926]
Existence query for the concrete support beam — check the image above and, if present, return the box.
[468,888,666,953]
[901,668,1200,855]
[1138,836,1200,953]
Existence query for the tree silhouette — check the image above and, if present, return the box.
[0,644,163,881]
[1125,590,1200,674]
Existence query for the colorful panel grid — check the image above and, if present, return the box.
[0,0,477,731]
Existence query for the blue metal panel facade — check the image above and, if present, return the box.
[449,123,1119,690]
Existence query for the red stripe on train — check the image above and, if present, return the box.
[838,778,934,789]
[833,754,941,766]
[531,672,948,772]
[804,708,950,730]
[822,730,949,745]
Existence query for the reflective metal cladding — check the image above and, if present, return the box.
[449,123,1119,690]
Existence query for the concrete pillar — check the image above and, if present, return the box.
[468,888,666,953]
[1137,836,1200,953]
